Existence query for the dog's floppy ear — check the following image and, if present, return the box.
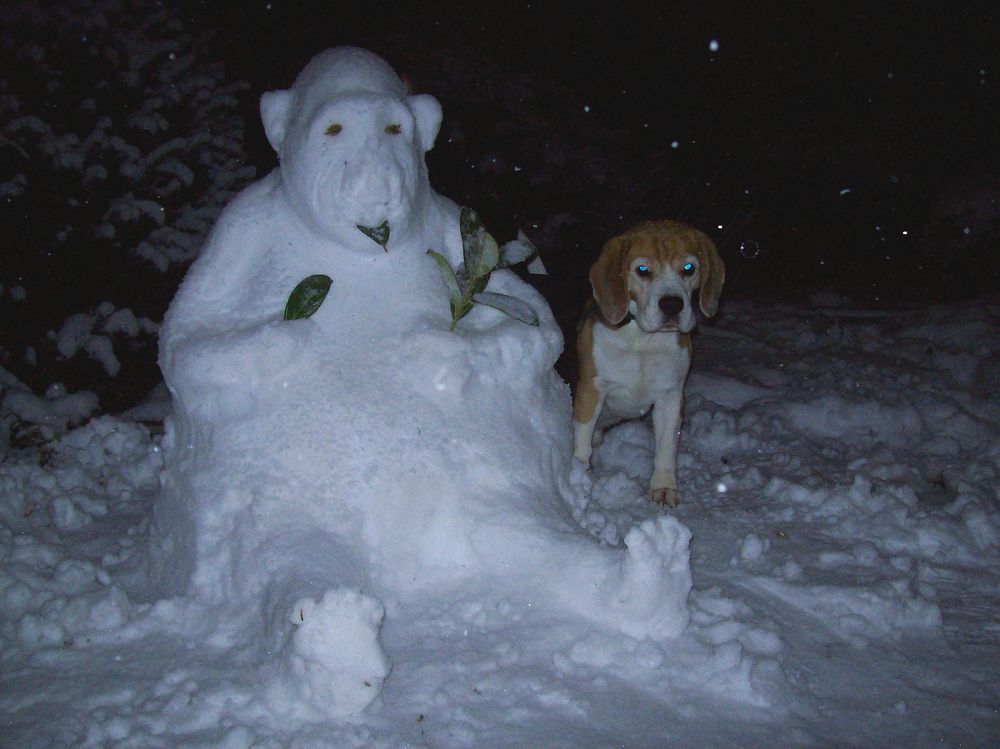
[589,236,631,325]
[693,231,725,317]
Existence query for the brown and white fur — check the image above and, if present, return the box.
[573,220,725,506]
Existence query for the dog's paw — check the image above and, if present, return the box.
[649,486,680,507]
[569,458,594,491]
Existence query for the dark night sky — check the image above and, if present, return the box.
[180,0,999,304]
[194,0,999,176]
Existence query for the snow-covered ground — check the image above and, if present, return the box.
[2,293,997,748]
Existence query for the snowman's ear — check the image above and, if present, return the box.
[407,94,442,153]
[260,89,294,154]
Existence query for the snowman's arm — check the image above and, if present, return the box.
[159,195,313,391]
[162,311,313,394]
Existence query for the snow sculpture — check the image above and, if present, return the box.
[151,47,692,720]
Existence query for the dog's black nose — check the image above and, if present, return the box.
[658,295,684,316]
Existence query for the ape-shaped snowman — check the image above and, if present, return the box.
[152,47,691,719]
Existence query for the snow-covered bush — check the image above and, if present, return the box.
[0,366,97,451]
[0,0,254,414]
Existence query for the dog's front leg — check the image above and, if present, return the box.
[649,389,684,506]
[572,392,606,466]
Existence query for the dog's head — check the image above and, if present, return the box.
[589,220,725,333]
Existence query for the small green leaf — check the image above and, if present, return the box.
[473,291,540,326]
[427,250,464,307]
[450,298,475,331]
[474,231,500,277]
[462,229,500,280]
[357,221,390,251]
[460,207,500,279]
[428,250,479,330]
[455,266,487,296]
[459,206,483,238]
[469,272,491,297]
[284,274,332,320]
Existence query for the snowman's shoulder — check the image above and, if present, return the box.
[206,174,282,256]
[164,175,288,327]
[182,175,285,285]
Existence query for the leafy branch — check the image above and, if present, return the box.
[427,207,539,331]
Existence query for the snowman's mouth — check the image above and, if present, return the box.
[356,220,391,250]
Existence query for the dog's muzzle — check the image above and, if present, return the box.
[655,294,690,332]
[658,295,684,317]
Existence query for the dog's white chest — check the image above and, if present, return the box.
[592,322,690,422]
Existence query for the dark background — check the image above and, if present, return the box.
[190,0,1000,305]
[2,0,998,414]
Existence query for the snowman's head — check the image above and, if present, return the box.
[260,47,442,250]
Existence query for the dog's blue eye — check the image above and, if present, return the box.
[682,262,696,275]
[636,265,650,276]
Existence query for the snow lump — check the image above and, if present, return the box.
[149,47,692,719]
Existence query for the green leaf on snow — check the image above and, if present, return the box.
[357,221,390,251]
[284,274,332,320]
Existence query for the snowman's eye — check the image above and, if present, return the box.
[326,123,343,136]
[385,123,402,135]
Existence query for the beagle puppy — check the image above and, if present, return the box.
[573,220,724,506]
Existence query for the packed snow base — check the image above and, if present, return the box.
[2,295,998,747]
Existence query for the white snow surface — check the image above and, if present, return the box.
[2,47,999,748]
[1,295,998,746]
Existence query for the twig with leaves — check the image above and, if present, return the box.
[427,207,539,331]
